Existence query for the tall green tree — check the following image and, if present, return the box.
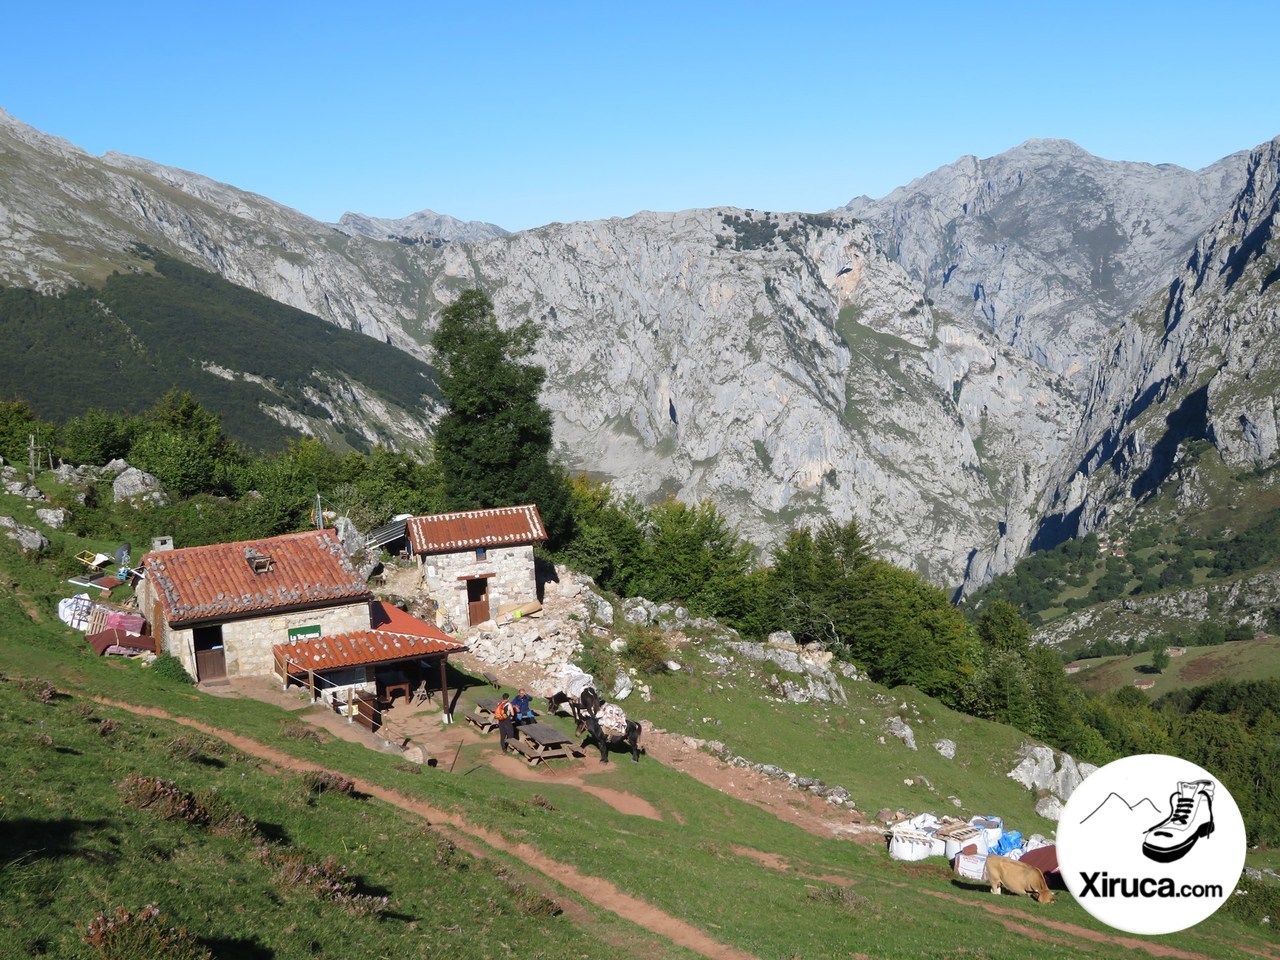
[432,290,569,545]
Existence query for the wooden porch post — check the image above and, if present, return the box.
[308,669,316,703]
[439,656,451,724]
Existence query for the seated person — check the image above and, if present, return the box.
[512,688,535,724]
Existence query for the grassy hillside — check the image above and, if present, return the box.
[1071,637,1280,699]
[3,507,1278,958]
[0,250,437,452]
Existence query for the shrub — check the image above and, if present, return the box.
[81,904,212,960]
[201,790,257,840]
[149,654,194,685]
[494,869,562,917]
[118,774,209,826]
[302,770,358,799]
[16,677,58,703]
[806,885,874,914]
[620,630,671,675]
[1222,876,1280,926]
[164,736,212,763]
[255,845,389,917]
[280,721,323,743]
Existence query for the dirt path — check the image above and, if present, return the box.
[94,698,758,960]
[490,753,663,820]
[917,885,1240,960]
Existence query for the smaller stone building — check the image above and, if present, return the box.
[407,504,547,630]
[139,529,373,682]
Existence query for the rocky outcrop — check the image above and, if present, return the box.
[112,467,166,506]
[0,516,48,552]
[1007,743,1098,820]
[724,636,849,704]
[1032,136,1280,549]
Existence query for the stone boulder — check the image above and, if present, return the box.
[622,596,657,625]
[933,738,957,760]
[587,592,615,626]
[112,467,167,506]
[36,507,69,529]
[884,716,917,750]
[1007,743,1097,820]
[0,516,49,553]
[611,673,634,701]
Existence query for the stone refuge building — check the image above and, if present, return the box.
[140,530,464,703]
[407,504,546,629]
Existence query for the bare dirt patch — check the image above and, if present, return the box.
[1181,652,1230,683]
[490,753,663,820]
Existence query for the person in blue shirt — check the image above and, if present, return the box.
[512,688,534,724]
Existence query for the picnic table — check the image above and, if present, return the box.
[465,695,503,733]
[510,721,575,764]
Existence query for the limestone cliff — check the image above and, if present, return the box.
[2,107,1275,589]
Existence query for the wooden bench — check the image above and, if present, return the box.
[482,671,500,688]
[508,737,542,762]
[465,711,495,733]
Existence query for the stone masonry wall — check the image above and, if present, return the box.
[420,544,537,628]
[154,600,372,680]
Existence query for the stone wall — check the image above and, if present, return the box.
[144,591,373,680]
[419,544,537,628]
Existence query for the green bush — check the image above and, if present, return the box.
[1221,876,1280,926]
[620,630,671,676]
[149,654,194,685]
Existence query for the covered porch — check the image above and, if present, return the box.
[272,624,467,730]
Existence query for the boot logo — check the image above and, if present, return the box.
[1058,755,1245,935]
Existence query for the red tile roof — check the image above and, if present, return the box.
[143,530,371,627]
[274,628,466,674]
[369,600,455,641]
[407,504,547,554]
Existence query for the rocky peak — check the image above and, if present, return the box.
[1033,135,1280,547]
[335,209,509,244]
[841,140,1249,383]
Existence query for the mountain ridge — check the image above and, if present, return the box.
[3,107,1277,590]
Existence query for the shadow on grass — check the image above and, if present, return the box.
[255,821,291,845]
[0,817,110,865]
[203,936,274,959]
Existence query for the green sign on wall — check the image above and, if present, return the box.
[288,624,322,642]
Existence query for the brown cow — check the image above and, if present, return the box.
[986,854,1056,903]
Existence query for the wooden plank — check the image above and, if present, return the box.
[509,738,541,763]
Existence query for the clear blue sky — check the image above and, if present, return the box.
[3,1,1276,233]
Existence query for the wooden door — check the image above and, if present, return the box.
[467,578,490,626]
[193,625,226,681]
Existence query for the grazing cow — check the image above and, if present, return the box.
[986,855,1056,903]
